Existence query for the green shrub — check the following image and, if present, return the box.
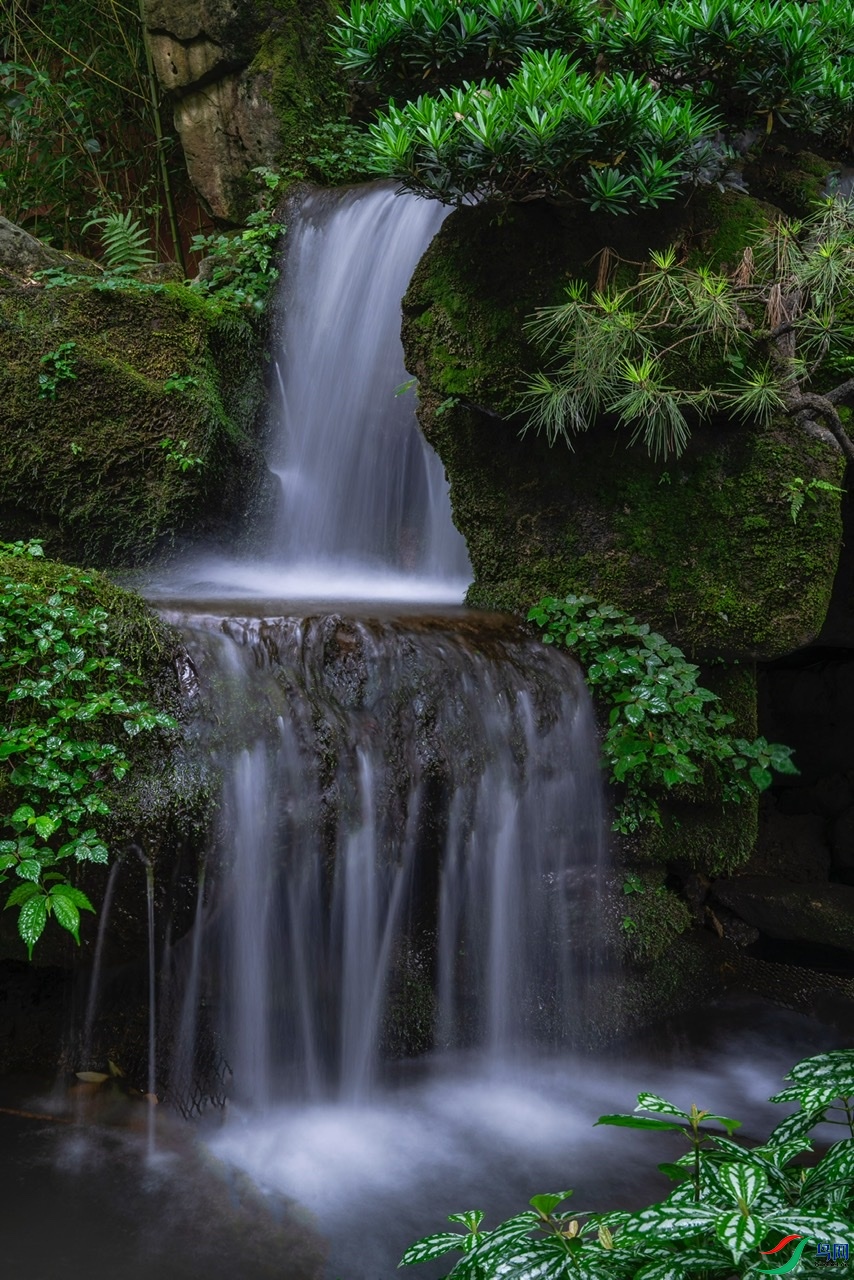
[0,542,175,956]
[528,595,796,833]
[402,1048,854,1278]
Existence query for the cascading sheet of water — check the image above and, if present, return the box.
[148,184,470,604]
[166,609,605,1108]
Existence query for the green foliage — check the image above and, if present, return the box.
[334,0,854,211]
[299,120,377,185]
[366,51,724,209]
[38,341,77,401]
[0,541,176,955]
[0,1,188,260]
[527,595,797,832]
[83,210,155,274]
[160,437,204,473]
[523,198,854,459]
[189,171,286,313]
[402,1048,854,1279]
[331,0,595,89]
[783,476,846,524]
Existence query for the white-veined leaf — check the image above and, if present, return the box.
[400,1232,469,1265]
[765,1210,853,1241]
[636,1093,689,1119]
[715,1210,764,1261]
[786,1051,854,1093]
[766,1108,827,1146]
[618,1204,715,1241]
[717,1162,767,1208]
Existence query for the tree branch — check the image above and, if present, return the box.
[787,391,854,464]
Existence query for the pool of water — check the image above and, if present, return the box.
[1,999,846,1280]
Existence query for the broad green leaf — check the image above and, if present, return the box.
[33,815,59,838]
[50,893,81,944]
[5,881,42,908]
[635,1261,686,1280]
[596,1115,685,1132]
[15,859,42,883]
[715,1210,764,1260]
[10,804,35,824]
[530,1193,573,1218]
[18,893,48,957]
[49,883,94,912]
[717,1161,767,1207]
[765,1211,853,1242]
[766,1107,827,1146]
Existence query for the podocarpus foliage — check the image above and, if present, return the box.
[0,542,175,956]
[528,595,796,834]
[402,1048,854,1280]
[523,197,854,460]
[332,0,854,212]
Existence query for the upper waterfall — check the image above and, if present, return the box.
[148,184,471,604]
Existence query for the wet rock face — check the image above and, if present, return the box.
[713,876,854,957]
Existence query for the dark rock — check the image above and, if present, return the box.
[713,875,854,955]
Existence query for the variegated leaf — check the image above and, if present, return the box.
[786,1051,854,1092]
[717,1161,767,1208]
[636,1093,689,1120]
[765,1107,827,1146]
[800,1138,854,1207]
[769,1085,844,1109]
[400,1232,469,1266]
[490,1239,575,1280]
[765,1210,853,1241]
[715,1210,764,1261]
[618,1204,715,1242]
[635,1260,687,1280]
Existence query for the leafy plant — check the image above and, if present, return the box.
[402,1048,854,1279]
[83,210,155,273]
[160,437,204,473]
[38,341,77,400]
[333,0,854,212]
[528,594,797,832]
[0,542,175,955]
[523,198,854,460]
[163,372,200,395]
[783,476,846,523]
[189,168,286,312]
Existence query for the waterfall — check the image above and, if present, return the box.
[166,612,605,1105]
[139,183,606,1121]
[150,184,471,603]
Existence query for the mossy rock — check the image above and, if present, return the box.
[0,279,266,565]
[403,194,844,661]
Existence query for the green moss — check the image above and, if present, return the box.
[619,871,693,964]
[404,201,844,661]
[0,281,265,565]
[250,0,347,179]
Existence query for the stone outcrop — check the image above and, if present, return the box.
[143,0,342,221]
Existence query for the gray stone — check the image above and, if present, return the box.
[0,217,80,275]
[173,70,280,220]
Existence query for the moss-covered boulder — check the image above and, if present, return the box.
[403,194,844,662]
[0,277,265,565]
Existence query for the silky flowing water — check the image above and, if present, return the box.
[9,184,840,1279]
